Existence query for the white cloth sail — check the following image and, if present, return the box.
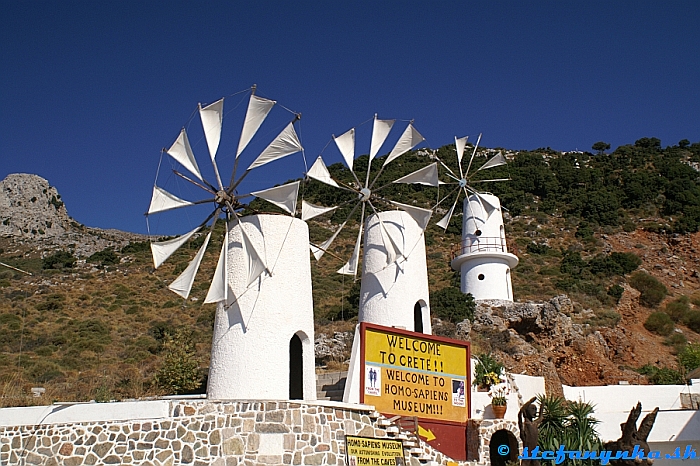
[239,221,269,287]
[167,129,203,181]
[455,136,468,165]
[393,163,439,187]
[474,192,499,217]
[337,227,363,276]
[311,219,347,260]
[333,128,355,170]
[150,225,200,269]
[477,151,507,171]
[251,181,300,215]
[436,199,458,230]
[199,99,224,162]
[237,95,276,158]
[168,232,211,299]
[383,124,425,167]
[247,122,303,170]
[301,200,338,221]
[148,186,194,215]
[204,229,228,304]
[369,118,395,160]
[390,201,433,231]
[307,156,339,187]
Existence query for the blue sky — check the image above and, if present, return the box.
[2,1,698,235]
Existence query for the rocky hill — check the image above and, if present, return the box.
[2,137,700,405]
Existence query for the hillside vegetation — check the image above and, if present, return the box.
[2,137,700,405]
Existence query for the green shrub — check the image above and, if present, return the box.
[630,271,667,307]
[430,288,475,323]
[678,344,700,372]
[665,333,687,353]
[607,284,624,303]
[35,293,66,312]
[153,328,202,395]
[87,248,119,266]
[665,296,691,322]
[473,353,504,389]
[121,241,151,254]
[42,250,76,269]
[610,252,642,274]
[683,310,700,333]
[644,312,674,336]
[527,242,551,255]
[636,364,685,384]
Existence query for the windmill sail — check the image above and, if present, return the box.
[477,152,507,171]
[436,199,458,230]
[390,201,433,230]
[150,225,200,269]
[307,156,339,187]
[302,201,338,221]
[148,186,194,214]
[248,122,303,170]
[383,124,425,167]
[251,181,300,215]
[369,118,394,160]
[168,232,211,299]
[455,136,468,165]
[393,163,439,187]
[338,227,363,276]
[204,229,228,304]
[333,128,355,170]
[167,129,203,181]
[199,99,224,162]
[237,95,276,157]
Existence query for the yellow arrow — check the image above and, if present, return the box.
[417,425,436,442]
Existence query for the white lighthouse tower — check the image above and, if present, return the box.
[207,215,316,401]
[451,193,518,301]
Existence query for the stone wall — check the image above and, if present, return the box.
[0,400,513,466]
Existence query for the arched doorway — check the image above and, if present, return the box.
[489,429,519,466]
[414,301,424,333]
[289,334,303,399]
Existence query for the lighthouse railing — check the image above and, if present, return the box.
[451,236,507,260]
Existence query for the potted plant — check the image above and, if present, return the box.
[473,353,505,391]
[488,382,510,419]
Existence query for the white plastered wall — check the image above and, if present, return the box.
[207,215,315,401]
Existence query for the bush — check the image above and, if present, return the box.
[678,343,700,372]
[527,242,551,255]
[629,271,667,307]
[607,284,624,303]
[636,364,685,384]
[87,248,119,266]
[665,296,691,322]
[35,293,66,312]
[681,309,700,333]
[610,252,642,274]
[644,312,674,336]
[430,288,475,323]
[42,250,76,269]
[153,328,202,395]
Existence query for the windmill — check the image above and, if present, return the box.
[434,134,518,301]
[146,86,304,304]
[434,134,509,233]
[302,115,437,277]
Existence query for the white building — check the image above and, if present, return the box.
[207,215,316,401]
[451,193,518,301]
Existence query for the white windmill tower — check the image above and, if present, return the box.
[303,115,436,329]
[146,86,316,400]
[302,116,438,404]
[435,135,518,301]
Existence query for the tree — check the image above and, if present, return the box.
[430,287,475,323]
[592,141,611,155]
[154,328,202,394]
[679,139,690,148]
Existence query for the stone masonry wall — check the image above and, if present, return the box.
[0,400,516,466]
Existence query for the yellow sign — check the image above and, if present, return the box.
[345,435,405,466]
[361,323,469,423]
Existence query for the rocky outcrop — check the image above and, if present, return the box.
[0,173,73,238]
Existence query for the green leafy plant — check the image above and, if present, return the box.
[153,327,202,395]
[473,353,505,390]
[42,250,76,269]
[636,364,685,384]
[430,287,475,323]
[488,382,509,406]
[630,271,667,307]
[644,312,674,336]
[678,343,700,372]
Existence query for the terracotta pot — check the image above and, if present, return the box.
[492,404,507,419]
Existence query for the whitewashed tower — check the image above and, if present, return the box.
[207,215,316,400]
[451,193,518,301]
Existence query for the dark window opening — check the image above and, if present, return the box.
[478,274,485,280]
[489,429,518,466]
[289,334,303,400]
[414,302,423,334]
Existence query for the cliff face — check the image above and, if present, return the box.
[0,173,74,238]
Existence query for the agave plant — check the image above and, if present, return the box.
[536,395,602,466]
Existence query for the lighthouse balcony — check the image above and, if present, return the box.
[451,236,509,259]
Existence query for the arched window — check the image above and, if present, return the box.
[489,429,518,466]
[289,334,303,400]
[414,301,424,334]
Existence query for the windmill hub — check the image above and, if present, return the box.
[359,188,371,202]
[459,178,467,188]
[215,189,234,207]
